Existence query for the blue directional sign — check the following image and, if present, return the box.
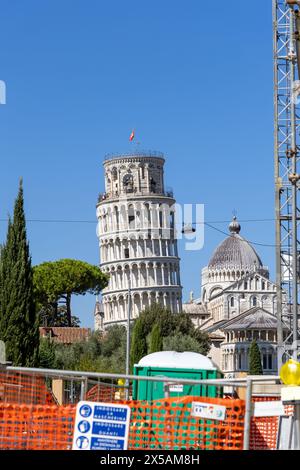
[72,401,131,451]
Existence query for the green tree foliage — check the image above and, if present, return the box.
[249,339,263,375]
[43,326,127,374]
[39,337,56,369]
[130,304,211,370]
[149,323,163,354]
[0,180,39,366]
[101,325,127,357]
[163,334,208,354]
[40,305,80,327]
[130,317,147,368]
[33,259,108,326]
[37,307,211,375]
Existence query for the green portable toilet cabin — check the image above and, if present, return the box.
[133,351,223,400]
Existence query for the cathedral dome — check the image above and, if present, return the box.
[208,217,263,271]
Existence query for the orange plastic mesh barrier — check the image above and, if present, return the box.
[249,397,294,450]
[0,396,245,450]
[0,371,56,405]
[0,404,76,450]
[249,397,278,450]
[126,396,245,450]
[86,384,131,403]
[250,416,278,450]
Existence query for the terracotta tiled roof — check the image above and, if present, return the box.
[39,327,91,344]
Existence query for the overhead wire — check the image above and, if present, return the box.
[0,217,280,248]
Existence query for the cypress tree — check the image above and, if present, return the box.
[249,339,263,375]
[0,180,39,366]
[149,323,162,354]
[130,317,147,370]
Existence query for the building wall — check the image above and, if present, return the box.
[199,266,278,375]
[202,269,276,323]
[221,337,277,377]
[207,340,223,370]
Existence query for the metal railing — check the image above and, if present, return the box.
[4,365,282,450]
[97,187,174,203]
[104,150,165,161]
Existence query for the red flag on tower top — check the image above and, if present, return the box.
[129,129,135,142]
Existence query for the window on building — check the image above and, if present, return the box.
[124,248,129,259]
[230,297,234,307]
[252,296,257,307]
[238,353,242,369]
[150,177,157,193]
[244,281,247,290]
[112,168,118,181]
[262,281,265,290]
[128,205,135,228]
[263,354,267,370]
[170,212,175,229]
[268,354,273,370]
[159,211,163,228]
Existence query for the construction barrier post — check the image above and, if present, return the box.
[243,377,253,450]
[80,378,86,401]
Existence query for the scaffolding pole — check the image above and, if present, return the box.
[274,0,300,369]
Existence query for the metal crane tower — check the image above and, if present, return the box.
[274,0,300,369]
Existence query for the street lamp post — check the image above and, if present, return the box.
[125,279,131,399]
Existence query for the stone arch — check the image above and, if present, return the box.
[156,262,163,285]
[209,286,223,300]
[128,203,135,230]
[114,237,121,259]
[113,205,119,232]
[148,262,155,286]
[133,293,141,317]
[143,202,151,231]
[250,295,258,307]
[123,264,130,289]
[142,291,149,309]
[140,262,147,287]
[157,291,164,307]
[118,295,125,320]
[131,237,138,257]
[132,263,139,288]
[111,167,118,181]
[116,265,123,290]
[261,295,270,309]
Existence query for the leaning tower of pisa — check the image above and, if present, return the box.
[96,151,182,328]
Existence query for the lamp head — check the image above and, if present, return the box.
[280,359,300,386]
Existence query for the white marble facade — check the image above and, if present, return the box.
[96,152,182,328]
[183,217,280,376]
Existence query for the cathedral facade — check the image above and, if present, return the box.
[183,217,280,378]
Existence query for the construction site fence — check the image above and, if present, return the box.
[0,366,286,450]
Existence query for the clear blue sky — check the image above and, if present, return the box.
[0,0,274,327]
